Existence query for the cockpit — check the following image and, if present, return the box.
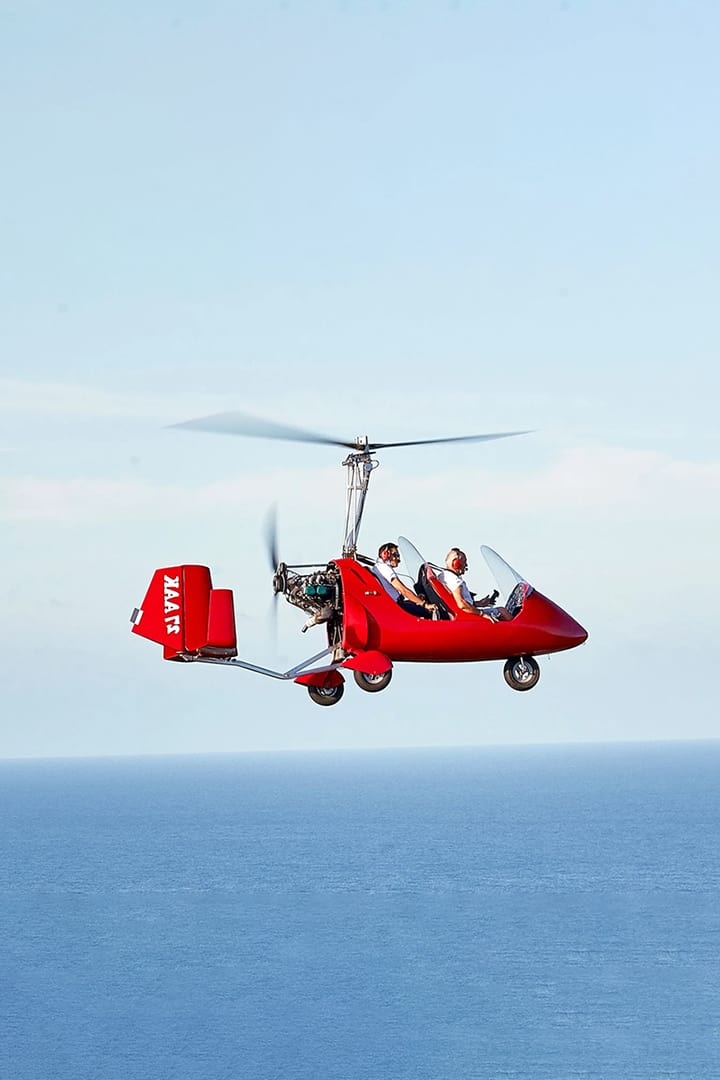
[395,536,532,621]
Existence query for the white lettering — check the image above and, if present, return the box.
[163,575,182,628]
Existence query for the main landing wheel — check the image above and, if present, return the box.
[307,682,345,707]
[503,655,540,692]
[353,669,393,694]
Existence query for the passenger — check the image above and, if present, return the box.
[373,543,437,619]
[436,548,513,621]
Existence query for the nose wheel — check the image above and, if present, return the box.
[503,655,540,691]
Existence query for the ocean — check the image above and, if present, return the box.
[1,742,718,1079]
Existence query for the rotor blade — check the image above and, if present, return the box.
[170,410,534,453]
[263,504,279,572]
[368,430,533,450]
[169,410,356,449]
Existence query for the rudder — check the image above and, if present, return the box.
[131,565,237,659]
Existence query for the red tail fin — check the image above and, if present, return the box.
[131,565,237,659]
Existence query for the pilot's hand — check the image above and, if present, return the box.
[478,591,500,606]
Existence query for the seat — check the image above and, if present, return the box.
[415,564,454,620]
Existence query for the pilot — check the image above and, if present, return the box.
[373,543,437,619]
[436,549,512,621]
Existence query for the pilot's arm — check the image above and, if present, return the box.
[391,575,435,613]
[447,580,495,620]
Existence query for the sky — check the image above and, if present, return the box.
[1,0,719,758]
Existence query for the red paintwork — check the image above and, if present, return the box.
[132,565,237,659]
[334,558,587,664]
[133,557,586,688]
[341,650,393,676]
[295,669,345,688]
[204,589,238,657]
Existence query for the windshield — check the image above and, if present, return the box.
[481,545,529,599]
[398,537,530,604]
[397,536,426,588]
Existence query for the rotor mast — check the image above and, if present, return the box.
[342,437,379,557]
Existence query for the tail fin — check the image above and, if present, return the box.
[131,565,237,659]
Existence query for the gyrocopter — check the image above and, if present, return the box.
[130,412,587,706]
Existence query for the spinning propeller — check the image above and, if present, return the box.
[263,504,288,640]
[264,504,280,577]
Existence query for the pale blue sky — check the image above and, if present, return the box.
[1,1,718,757]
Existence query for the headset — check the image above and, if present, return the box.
[449,549,468,574]
[379,543,399,563]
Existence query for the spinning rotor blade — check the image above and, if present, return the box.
[368,431,532,450]
[171,410,532,452]
[170,411,357,449]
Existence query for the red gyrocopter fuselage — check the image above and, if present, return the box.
[130,410,588,705]
[334,557,587,663]
[131,546,587,704]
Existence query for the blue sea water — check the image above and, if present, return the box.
[1,742,718,1080]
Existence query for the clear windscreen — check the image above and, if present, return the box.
[397,538,530,606]
[480,545,528,600]
[397,535,426,588]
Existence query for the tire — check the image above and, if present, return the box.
[353,669,393,693]
[503,655,540,692]
[307,682,344,706]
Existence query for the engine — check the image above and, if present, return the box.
[274,562,343,638]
